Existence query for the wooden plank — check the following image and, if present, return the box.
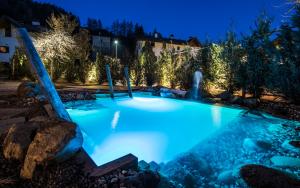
[124,66,133,98]
[90,153,138,177]
[105,64,114,99]
[17,28,71,122]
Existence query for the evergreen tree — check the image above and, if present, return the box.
[141,41,158,86]
[242,14,275,98]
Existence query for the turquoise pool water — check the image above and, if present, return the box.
[66,92,243,166]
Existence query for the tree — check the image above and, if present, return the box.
[34,14,77,81]
[10,47,35,80]
[272,7,300,103]
[221,31,244,94]
[242,14,275,98]
[176,48,201,90]
[130,55,144,86]
[73,28,91,83]
[208,43,227,88]
[141,41,158,86]
[87,18,102,30]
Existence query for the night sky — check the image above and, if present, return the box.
[35,0,292,41]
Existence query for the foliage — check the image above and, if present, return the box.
[0,0,76,26]
[175,48,200,90]
[140,41,158,86]
[95,53,122,85]
[272,7,300,103]
[221,31,244,93]
[242,14,275,98]
[10,48,35,80]
[34,14,76,81]
[87,18,102,30]
[130,55,144,86]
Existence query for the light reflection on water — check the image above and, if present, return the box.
[67,93,243,166]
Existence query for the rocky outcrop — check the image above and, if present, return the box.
[59,91,96,102]
[242,138,272,153]
[123,170,160,188]
[3,122,39,161]
[17,81,41,98]
[152,86,187,99]
[20,119,77,179]
[240,164,300,188]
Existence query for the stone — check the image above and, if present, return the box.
[271,156,300,168]
[25,103,48,121]
[43,104,57,118]
[0,117,25,126]
[17,81,41,98]
[217,170,236,185]
[243,138,272,152]
[281,140,300,153]
[242,98,260,109]
[149,161,160,172]
[20,119,77,179]
[230,96,243,104]
[3,122,39,161]
[110,177,118,183]
[216,91,232,101]
[29,116,49,122]
[123,170,160,188]
[240,164,300,188]
[138,160,150,170]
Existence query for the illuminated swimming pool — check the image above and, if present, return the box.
[66,92,243,166]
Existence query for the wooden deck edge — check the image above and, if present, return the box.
[76,149,138,177]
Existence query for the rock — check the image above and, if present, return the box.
[0,117,25,126]
[149,161,160,172]
[43,104,57,118]
[216,91,232,101]
[240,164,300,188]
[25,103,48,121]
[17,81,41,98]
[20,119,77,179]
[124,170,160,188]
[271,156,300,168]
[282,140,300,153]
[217,170,237,185]
[0,100,9,106]
[160,153,212,184]
[3,122,39,161]
[230,96,243,104]
[138,160,150,170]
[242,98,260,109]
[243,138,272,152]
[110,177,118,183]
[29,116,49,122]
[160,88,176,98]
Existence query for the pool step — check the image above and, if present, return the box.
[90,153,138,177]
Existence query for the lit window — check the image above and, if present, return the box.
[0,46,9,53]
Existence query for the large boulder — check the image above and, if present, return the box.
[17,81,41,98]
[3,122,39,161]
[20,119,78,179]
[242,98,260,109]
[216,91,232,101]
[240,164,300,188]
[123,170,160,188]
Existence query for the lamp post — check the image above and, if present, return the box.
[114,40,118,59]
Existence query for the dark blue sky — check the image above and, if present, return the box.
[35,0,291,41]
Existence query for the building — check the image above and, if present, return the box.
[136,33,201,57]
[0,16,46,64]
[0,16,21,64]
[88,28,112,57]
